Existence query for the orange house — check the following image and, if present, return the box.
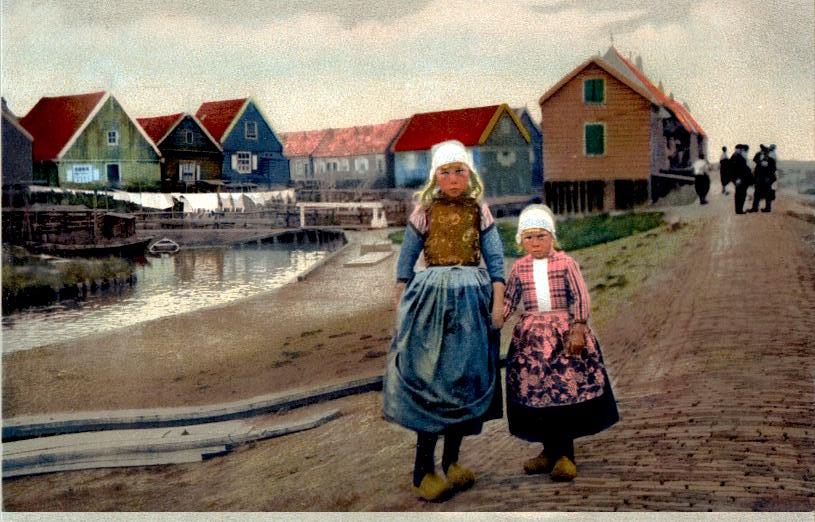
[539,46,706,213]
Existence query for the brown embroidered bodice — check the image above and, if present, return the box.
[423,196,481,266]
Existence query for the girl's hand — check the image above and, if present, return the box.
[567,322,587,355]
[491,303,504,329]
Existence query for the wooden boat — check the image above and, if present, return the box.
[147,238,181,256]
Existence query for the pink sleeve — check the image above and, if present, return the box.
[480,202,495,231]
[564,255,590,322]
[408,204,428,236]
[503,261,522,321]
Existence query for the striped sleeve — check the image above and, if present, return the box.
[564,255,590,322]
[503,261,522,321]
[479,202,495,231]
[407,204,428,237]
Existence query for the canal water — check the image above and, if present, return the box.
[2,239,343,354]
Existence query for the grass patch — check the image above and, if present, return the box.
[499,211,665,256]
[388,230,405,244]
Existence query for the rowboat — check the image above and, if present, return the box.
[147,238,180,256]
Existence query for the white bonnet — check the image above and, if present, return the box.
[516,204,556,244]
[429,140,477,179]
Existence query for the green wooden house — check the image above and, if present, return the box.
[20,91,162,190]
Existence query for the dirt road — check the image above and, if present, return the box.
[4,190,814,511]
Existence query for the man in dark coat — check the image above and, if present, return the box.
[750,145,777,213]
[731,144,753,214]
[719,146,731,194]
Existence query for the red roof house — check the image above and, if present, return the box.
[537,46,708,213]
[195,97,289,187]
[391,104,532,197]
[20,91,161,188]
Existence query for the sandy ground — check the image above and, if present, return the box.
[3,186,815,511]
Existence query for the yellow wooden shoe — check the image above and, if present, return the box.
[550,456,577,481]
[523,451,553,475]
[445,463,476,491]
[412,473,454,502]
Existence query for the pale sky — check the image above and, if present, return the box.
[2,0,814,160]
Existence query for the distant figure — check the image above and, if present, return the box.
[693,153,711,204]
[719,146,731,194]
[731,144,754,214]
[750,144,777,213]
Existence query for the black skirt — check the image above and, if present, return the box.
[506,369,619,443]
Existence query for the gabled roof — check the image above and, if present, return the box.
[20,91,161,161]
[312,119,407,157]
[513,107,541,134]
[20,91,106,162]
[2,98,34,141]
[136,112,223,151]
[603,47,705,137]
[538,46,705,137]
[392,104,530,152]
[281,129,330,157]
[195,98,248,143]
[137,112,184,144]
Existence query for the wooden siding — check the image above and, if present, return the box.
[221,102,289,186]
[540,63,652,183]
[59,96,160,187]
[2,114,34,186]
[159,116,222,184]
[479,113,532,197]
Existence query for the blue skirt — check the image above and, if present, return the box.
[383,266,501,434]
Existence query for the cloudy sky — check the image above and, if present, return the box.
[2,0,814,159]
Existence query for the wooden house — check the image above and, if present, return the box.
[281,129,329,187]
[137,112,223,191]
[195,97,289,188]
[309,119,407,189]
[391,104,532,197]
[19,91,162,190]
[538,46,707,213]
[2,98,34,189]
[514,107,543,189]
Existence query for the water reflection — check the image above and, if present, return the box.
[2,241,340,353]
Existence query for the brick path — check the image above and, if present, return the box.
[4,191,814,512]
[262,191,815,512]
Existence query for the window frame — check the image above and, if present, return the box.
[583,78,606,105]
[185,130,194,145]
[236,151,252,173]
[245,121,258,140]
[72,164,93,183]
[107,130,119,146]
[584,122,606,157]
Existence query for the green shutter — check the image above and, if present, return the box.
[584,79,605,103]
[585,124,604,156]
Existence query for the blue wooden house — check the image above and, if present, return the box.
[2,97,34,188]
[195,97,289,188]
[514,107,543,189]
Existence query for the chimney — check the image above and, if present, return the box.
[658,80,664,92]
[669,92,675,101]
[636,55,643,71]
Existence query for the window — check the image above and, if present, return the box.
[355,157,369,171]
[301,161,310,176]
[236,151,252,173]
[180,162,198,182]
[377,156,385,172]
[107,130,119,146]
[245,121,257,140]
[340,158,350,171]
[185,131,194,145]
[72,164,93,183]
[584,123,605,156]
[583,78,605,104]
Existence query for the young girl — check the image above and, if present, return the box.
[503,204,618,481]
[383,139,505,501]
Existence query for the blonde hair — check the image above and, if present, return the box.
[415,163,485,207]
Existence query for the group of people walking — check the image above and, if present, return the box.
[382,139,619,502]
[719,144,778,214]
